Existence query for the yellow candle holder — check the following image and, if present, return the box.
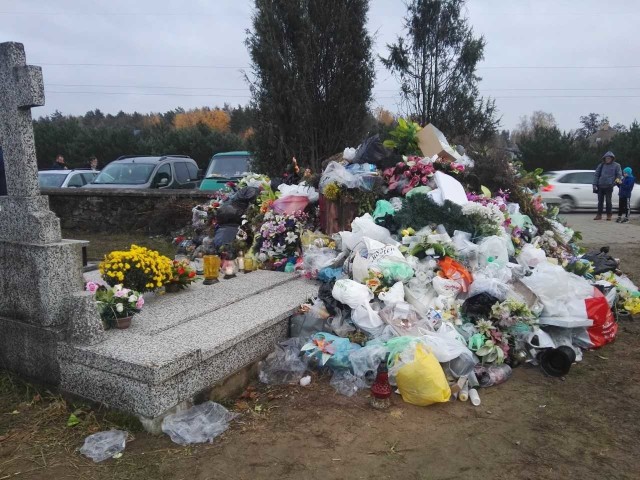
[203,255,220,285]
[243,257,255,273]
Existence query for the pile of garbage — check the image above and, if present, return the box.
[256,122,640,408]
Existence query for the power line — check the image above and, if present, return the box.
[45,90,251,98]
[34,62,640,70]
[45,82,640,93]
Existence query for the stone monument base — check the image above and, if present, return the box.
[59,270,317,432]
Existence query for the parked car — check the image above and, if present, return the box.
[540,169,640,213]
[84,155,201,189]
[200,151,252,191]
[38,169,99,188]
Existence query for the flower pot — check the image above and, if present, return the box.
[165,282,181,293]
[115,316,133,329]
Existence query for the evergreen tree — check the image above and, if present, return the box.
[381,0,498,143]
[246,0,375,174]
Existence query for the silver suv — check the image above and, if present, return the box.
[85,155,201,189]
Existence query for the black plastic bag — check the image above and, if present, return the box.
[318,280,346,316]
[213,225,239,249]
[461,293,500,322]
[215,204,244,224]
[582,247,618,275]
[232,186,260,208]
[352,135,396,168]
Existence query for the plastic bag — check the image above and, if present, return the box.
[379,302,433,337]
[517,244,547,269]
[438,257,473,292]
[215,204,244,224]
[347,237,404,283]
[272,195,310,215]
[372,200,395,222]
[213,225,239,249]
[340,215,399,252]
[161,402,237,445]
[396,345,451,406]
[378,281,405,306]
[420,322,476,363]
[349,345,389,382]
[585,292,618,348]
[289,300,330,338]
[332,279,384,335]
[461,293,501,322]
[232,186,260,208]
[320,161,364,190]
[478,236,510,268]
[259,338,308,385]
[330,370,368,396]
[80,430,127,463]
[352,134,395,167]
[328,308,356,337]
[521,263,594,317]
[304,332,361,369]
[303,245,341,276]
[378,258,415,284]
[278,183,319,202]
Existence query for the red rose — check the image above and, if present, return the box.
[188,271,196,278]
[178,267,185,275]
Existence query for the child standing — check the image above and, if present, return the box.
[616,167,635,223]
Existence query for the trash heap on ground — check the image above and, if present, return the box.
[252,121,640,408]
[171,120,640,409]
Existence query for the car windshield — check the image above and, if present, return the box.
[205,156,250,178]
[38,172,66,188]
[93,163,155,184]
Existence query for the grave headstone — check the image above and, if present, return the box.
[0,42,104,383]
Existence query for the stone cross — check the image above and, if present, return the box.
[0,42,44,197]
[0,42,61,244]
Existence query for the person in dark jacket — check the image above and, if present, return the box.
[51,154,68,170]
[593,151,622,220]
[616,167,635,223]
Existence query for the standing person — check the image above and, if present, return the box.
[51,154,68,170]
[86,155,99,171]
[592,151,622,220]
[616,167,635,223]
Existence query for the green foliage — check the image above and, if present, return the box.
[246,0,375,175]
[380,0,499,143]
[397,193,478,236]
[383,118,422,155]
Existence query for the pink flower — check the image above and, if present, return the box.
[85,282,99,293]
[136,297,145,309]
[114,290,127,298]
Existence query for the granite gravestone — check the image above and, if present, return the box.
[0,42,104,383]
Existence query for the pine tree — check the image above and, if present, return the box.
[381,0,498,143]
[246,0,375,175]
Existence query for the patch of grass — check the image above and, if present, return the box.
[62,230,175,261]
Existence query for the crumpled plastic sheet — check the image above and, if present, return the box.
[349,344,389,384]
[161,402,238,445]
[330,370,369,397]
[259,337,309,385]
[80,430,127,463]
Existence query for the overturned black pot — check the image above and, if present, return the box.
[538,346,576,377]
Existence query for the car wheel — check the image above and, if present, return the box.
[559,196,575,213]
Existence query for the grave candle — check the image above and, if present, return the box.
[202,255,220,285]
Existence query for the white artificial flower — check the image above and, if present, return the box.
[343,147,357,161]
[116,303,124,313]
[114,284,123,292]
[285,231,298,244]
[128,295,138,303]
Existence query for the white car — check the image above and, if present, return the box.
[540,169,639,213]
[38,169,100,188]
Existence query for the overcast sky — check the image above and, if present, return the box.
[1,0,639,132]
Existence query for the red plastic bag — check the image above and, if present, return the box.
[585,289,617,349]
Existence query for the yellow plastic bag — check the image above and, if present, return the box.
[396,344,451,406]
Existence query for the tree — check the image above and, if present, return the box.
[246,0,375,174]
[511,111,557,144]
[578,113,608,138]
[173,108,231,132]
[380,0,498,143]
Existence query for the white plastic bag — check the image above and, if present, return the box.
[161,402,237,445]
[347,237,404,283]
[521,263,593,317]
[80,430,127,463]
[332,279,384,335]
[378,281,405,306]
[434,171,468,206]
[517,243,547,269]
[420,323,475,363]
[477,236,509,268]
[340,215,399,252]
[278,183,319,202]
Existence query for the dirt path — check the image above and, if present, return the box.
[2,216,640,480]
